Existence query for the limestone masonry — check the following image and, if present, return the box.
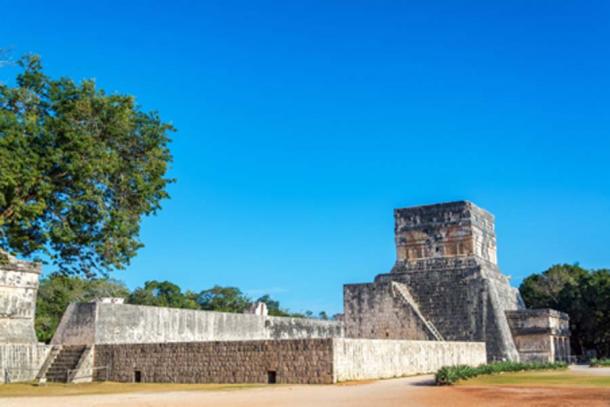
[0,201,570,384]
[0,253,41,343]
[0,254,51,383]
[506,309,570,362]
[52,302,343,346]
[94,338,485,384]
[344,201,570,362]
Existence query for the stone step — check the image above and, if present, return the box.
[47,367,71,372]
[49,361,78,366]
[51,358,81,364]
[49,361,77,366]
[44,346,87,383]
[55,352,83,357]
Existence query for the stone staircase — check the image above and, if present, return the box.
[391,281,445,341]
[43,345,87,383]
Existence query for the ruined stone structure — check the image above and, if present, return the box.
[506,309,570,362]
[0,200,571,384]
[0,254,50,383]
[45,300,485,383]
[344,201,569,362]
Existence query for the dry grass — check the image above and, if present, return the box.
[459,370,610,388]
[0,381,263,398]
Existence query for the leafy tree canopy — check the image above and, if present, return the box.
[198,285,252,313]
[128,280,198,310]
[0,55,174,276]
[520,264,610,357]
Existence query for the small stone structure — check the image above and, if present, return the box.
[0,253,50,383]
[506,309,570,362]
[246,301,269,316]
[344,201,569,362]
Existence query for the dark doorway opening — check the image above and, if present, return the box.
[134,370,142,383]
[267,370,277,384]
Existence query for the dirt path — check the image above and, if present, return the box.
[570,365,610,376]
[2,375,609,407]
[1,375,433,407]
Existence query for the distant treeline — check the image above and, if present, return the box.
[35,275,332,343]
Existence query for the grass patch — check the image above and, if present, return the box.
[590,358,610,367]
[0,381,263,398]
[460,370,610,388]
[435,361,567,385]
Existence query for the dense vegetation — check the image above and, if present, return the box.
[35,274,330,342]
[590,358,610,368]
[0,56,173,276]
[434,361,568,385]
[519,264,610,358]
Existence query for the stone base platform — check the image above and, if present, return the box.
[92,338,486,384]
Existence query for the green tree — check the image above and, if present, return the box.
[0,55,173,276]
[581,269,610,356]
[35,273,129,342]
[520,264,610,357]
[198,286,251,313]
[128,280,199,309]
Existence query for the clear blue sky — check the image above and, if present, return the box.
[1,1,609,315]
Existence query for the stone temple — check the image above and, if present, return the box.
[344,201,570,362]
[0,201,570,384]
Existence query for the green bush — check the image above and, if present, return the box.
[435,361,568,385]
[590,358,610,367]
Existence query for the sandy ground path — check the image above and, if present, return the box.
[570,365,610,376]
[3,371,609,407]
[1,375,435,407]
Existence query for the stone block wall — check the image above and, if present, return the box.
[0,255,41,343]
[343,281,437,340]
[51,303,96,345]
[53,302,343,346]
[506,309,571,362]
[332,338,486,382]
[0,255,49,383]
[343,202,528,362]
[94,339,334,384]
[0,343,50,383]
[394,201,497,264]
[92,338,486,384]
[367,260,522,361]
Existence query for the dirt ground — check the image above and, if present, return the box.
[2,374,609,407]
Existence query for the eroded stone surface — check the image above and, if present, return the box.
[93,338,487,384]
[0,254,49,383]
[344,201,527,361]
[0,254,41,343]
[506,308,571,362]
[52,302,343,345]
